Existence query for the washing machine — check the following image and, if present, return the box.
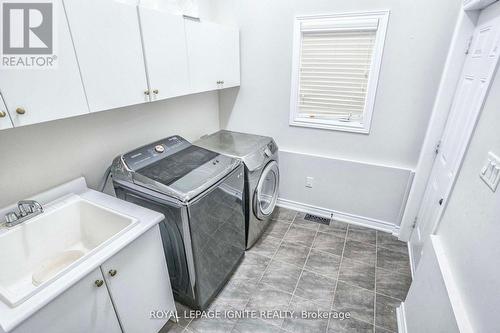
[195,130,279,249]
[110,135,245,310]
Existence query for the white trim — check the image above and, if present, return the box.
[431,236,474,333]
[399,10,479,241]
[397,171,415,225]
[289,10,390,134]
[396,302,408,333]
[407,242,416,278]
[281,148,414,172]
[289,118,370,134]
[277,197,399,234]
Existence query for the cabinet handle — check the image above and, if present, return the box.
[216,81,221,84]
[108,269,117,277]
[16,107,26,115]
[221,80,224,84]
[95,279,104,287]
[144,90,150,96]
[0,111,6,118]
[153,89,159,95]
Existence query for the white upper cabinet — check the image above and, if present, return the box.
[216,23,241,89]
[0,94,13,130]
[63,0,149,112]
[185,19,240,93]
[138,6,190,101]
[0,1,240,131]
[0,0,88,127]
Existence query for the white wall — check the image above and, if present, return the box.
[403,239,460,333]
[214,0,460,168]
[279,151,413,230]
[211,0,460,227]
[431,57,500,332]
[0,92,220,208]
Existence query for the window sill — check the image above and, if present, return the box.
[289,118,370,134]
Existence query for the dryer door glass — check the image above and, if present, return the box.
[254,161,279,219]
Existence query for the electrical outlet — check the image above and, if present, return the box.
[480,152,500,192]
[305,177,314,188]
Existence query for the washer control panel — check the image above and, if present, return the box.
[123,136,189,171]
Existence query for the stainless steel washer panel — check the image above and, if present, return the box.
[195,130,279,249]
[113,165,246,310]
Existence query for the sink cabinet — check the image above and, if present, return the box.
[12,268,121,333]
[11,225,175,333]
[101,223,175,333]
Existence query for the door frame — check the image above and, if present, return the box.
[400,2,500,270]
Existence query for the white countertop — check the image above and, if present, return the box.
[0,178,164,333]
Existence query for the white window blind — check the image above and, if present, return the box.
[297,18,379,122]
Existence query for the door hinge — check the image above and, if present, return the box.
[434,140,442,155]
[465,36,473,55]
[411,216,418,229]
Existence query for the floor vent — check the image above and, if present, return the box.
[304,214,331,225]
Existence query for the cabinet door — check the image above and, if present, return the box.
[0,1,89,127]
[217,24,240,89]
[185,20,240,92]
[64,0,149,112]
[0,94,13,130]
[102,225,176,333]
[13,269,121,333]
[138,7,190,101]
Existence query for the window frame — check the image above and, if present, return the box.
[289,10,390,134]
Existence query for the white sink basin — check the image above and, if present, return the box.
[0,195,138,307]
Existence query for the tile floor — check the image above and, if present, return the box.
[162,207,412,333]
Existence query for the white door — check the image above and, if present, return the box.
[0,94,13,130]
[101,225,175,333]
[411,7,500,268]
[138,6,190,101]
[63,0,149,112]
[185,19,240,92]
[0,0,89,127]
[13,269,121,333]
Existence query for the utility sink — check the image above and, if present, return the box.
[0,195,138,307]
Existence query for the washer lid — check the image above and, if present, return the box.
[136,145,219,187]
[117,136,241,202]
[194,130,277,171]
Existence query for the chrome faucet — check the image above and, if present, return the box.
[4,200,44,227]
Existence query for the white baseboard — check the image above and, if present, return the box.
[396,302,408,333]
[277,197,400,234]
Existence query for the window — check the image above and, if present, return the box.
[289,11,389,133]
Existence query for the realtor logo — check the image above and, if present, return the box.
[1,1,56,68]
